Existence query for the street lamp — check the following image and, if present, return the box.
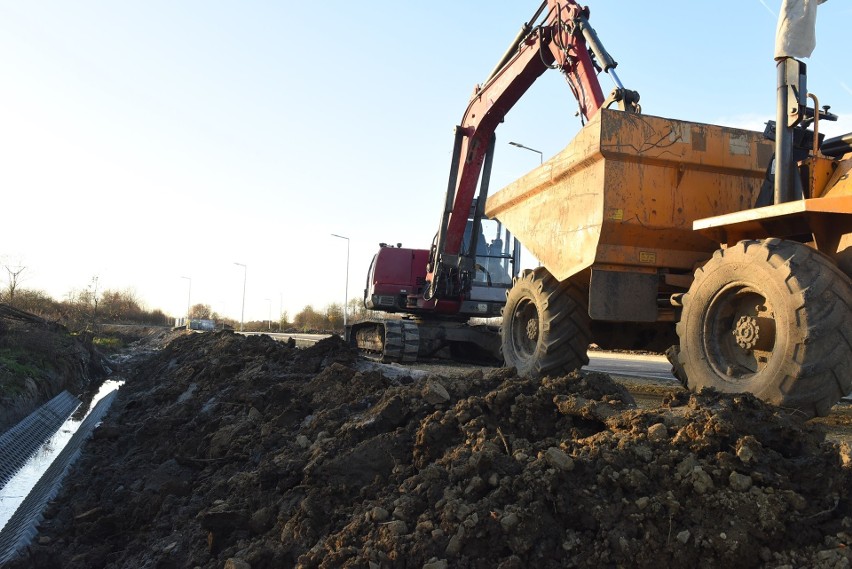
[265,298,272,331]
[330,233,350,330]
[508,141,543,164]
[180,276,192,329]
[234,262,247,332]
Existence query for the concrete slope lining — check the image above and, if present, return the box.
[0,389,118,565]
[0,391,81,489]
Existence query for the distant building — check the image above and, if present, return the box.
[174,318,217,331]
[190,319,216,331]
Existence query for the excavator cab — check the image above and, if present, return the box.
[362,211,519,317]
[430,203,521,317]
[459,214,520,316]
[465,218,517,288]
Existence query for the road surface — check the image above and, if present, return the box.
[259,332,679,382]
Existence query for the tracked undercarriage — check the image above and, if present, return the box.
[347,318,503,365]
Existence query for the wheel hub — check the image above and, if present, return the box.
[705,288,776,379]
[733,315,760,350]
[526,318,538,341]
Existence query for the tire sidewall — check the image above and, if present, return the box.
[501,275,546,377]
[679,243,800,401]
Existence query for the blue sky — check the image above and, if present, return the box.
[0,1,849,322]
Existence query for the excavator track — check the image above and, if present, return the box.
[349,320,420,363]
[382,320,420,363]
[348,318,502,365]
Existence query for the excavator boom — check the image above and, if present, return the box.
[352,1,638,363]
[429,0,639,303]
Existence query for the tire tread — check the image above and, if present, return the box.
[677,239,852,417]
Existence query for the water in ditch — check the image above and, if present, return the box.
[0,379,123,531]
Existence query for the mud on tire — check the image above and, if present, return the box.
[501,267,591,378]
[677,238,852,417]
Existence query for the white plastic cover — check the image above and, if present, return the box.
[774,0,827,59]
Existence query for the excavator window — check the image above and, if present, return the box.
[464,218,514,287]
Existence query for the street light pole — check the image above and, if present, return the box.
[508,141,543,165]
[330,233,350,330]
[180,276,191,329]
[265,298,271,331]
[234,262,247,332]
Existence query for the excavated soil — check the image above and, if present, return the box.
[7,331,852,568]
[0,308,110,435]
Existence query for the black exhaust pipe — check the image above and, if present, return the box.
[822,132,852,158]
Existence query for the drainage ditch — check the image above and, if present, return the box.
[0,380,122,564]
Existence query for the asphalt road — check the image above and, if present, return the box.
[260,332,680,382]
[243,331,327,348]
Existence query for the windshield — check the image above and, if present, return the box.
[463,218,514,286]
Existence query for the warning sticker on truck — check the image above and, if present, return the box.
[639,251,657,264]
[607,209,624,221]
[729,134,750,155]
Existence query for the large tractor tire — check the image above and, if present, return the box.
[677,238,852,417]
[501,267,591,378]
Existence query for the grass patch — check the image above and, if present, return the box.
[93,336,124,351]
[0,374,30,397]
[0,348,41,377]
[0,348,44,397]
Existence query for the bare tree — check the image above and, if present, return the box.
[100,288,145,322]
[326,303,344,331]
[347,297,368,323]
[189,303,212,319]
[88,276,100,332]
[7,288,54,315]
[294,305,323,332]
[3,264,26,302]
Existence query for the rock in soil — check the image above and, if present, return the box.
[6,331,852,568]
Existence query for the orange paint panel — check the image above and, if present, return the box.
[485,109,772,279]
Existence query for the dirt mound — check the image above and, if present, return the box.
[98,324,183,352]
[0,308,110,435]
[8,331,852,568]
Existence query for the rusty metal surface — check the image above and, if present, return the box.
[484,109,773,281]
[692,195,852,251]
[823,156,852,198]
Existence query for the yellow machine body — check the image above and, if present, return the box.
[485,109,852,318]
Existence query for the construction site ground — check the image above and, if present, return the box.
[407,358,852,444]
[5,329,852,569]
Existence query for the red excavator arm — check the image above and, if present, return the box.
[426,0,639,307]
[352,1,638,363]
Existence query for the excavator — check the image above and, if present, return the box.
[348,0,638,363]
